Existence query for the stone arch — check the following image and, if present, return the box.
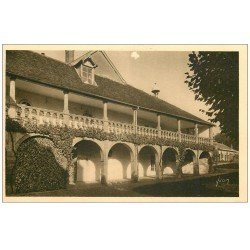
[108,141,134,158]
[182,149,196,175]
[107,142,134,181]
[199,151,212,174]
[73,139,104,183]
[15,133,52,152]
[138,145,159,178]
[162,147,179,175]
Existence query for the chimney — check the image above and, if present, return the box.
[151,83,160,97]
[65,50,74,64]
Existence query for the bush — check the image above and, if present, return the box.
[14,137,68,193]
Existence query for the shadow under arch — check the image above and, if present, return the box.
[162,147,179,175]
[107,142,134,181]
[73,139,104,183]
[138,145,159,178]
[182,149,196,175]
[199,151,212,174]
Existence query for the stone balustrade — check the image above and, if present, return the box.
[181,133,197,143]
[108,120,134,134]
[69,114,104,130]
[10,104,212,145]
[161,130,179,141]
[137,125,158,138]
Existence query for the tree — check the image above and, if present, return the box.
[185,52,239,146]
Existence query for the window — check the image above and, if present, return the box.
[81,65,95,85]
[19,99,31,106]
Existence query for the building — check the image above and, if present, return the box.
[5,50,215,193]
[214,142,239,163]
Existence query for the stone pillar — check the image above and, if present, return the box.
[131,145,138,182]
[157,114,161,137]
[193,151,199,175]
[177,119,181,142]
[63,90,70,126]
[101,140,109,184]
[155,146,162,180]
[133,108,138,134]
[209,126,214,145]
[103,101,108,132]
[195,123,199,143]
[8,77,17,119]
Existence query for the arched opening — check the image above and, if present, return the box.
[162,147,178,175]
[74,140,103,183]
[108,143,133,181]
[199,151,212,174]
[138,146,158,178]
[182,149,196,175]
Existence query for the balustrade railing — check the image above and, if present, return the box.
[9,105,212,145]
[69,114,104,130]
[137,125,158,138]
[108,120,134,134]
[161,130,179,141]
[16,104,64,126]
[181,133,197,143]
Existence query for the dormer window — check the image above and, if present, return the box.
[74,57,97,86]
[80,65,95,85]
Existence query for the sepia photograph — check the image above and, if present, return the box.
[2,45,247,202]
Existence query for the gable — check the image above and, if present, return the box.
[75,51,126,84]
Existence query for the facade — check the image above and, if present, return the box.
[5,50,215,192]
[214,142,239,163]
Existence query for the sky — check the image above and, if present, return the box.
[34,50,220,134]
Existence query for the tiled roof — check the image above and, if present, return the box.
[6,50,212,125]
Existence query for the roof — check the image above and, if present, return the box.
[214,142,238,152]
[6,50,212,126]
[70,51,127,84]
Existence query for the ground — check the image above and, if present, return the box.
[10,167,239,197]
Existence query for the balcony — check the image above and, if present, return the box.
[10,104,211,145]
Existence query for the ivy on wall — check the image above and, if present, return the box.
[6,118,214,162]
[14,137,68,193]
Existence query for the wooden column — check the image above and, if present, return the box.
[177,119,181,142]
[63,90,69,113]
[8,76,17,118]
[133,108,138,133]
[195,123,198,143]
[209,126,214,145]
[103,101,108,132]
[63,90,70,126]
[157,114,161,137]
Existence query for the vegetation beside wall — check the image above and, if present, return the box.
[6,118,215,153]
[14,137,68,193]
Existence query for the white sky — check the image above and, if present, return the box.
[34,50,220,134]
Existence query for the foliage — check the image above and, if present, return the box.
[214,132,237,150]
[14,137,68,193]
[6,118,214,153]
[185,52,239,147]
